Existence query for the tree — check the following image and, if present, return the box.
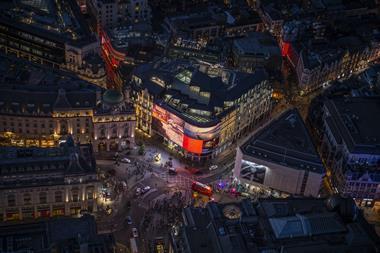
[138,144,145,155]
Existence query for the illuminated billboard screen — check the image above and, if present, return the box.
[152,105,184,147]
[240,160,266,184]
[184,123,220,153]
[152,105,221,155]
[182,135,203,154]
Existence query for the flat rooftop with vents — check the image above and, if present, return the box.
[324,97,380,155]
[0,0,94,45]
[240,108,324,173]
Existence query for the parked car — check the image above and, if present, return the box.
[141,186,151,194]
[135,188,141,196]
[154,153,161,162]
[126,216,132,225]
[121,158,131,163]
[132,227,138,238]
[168,167,177,175]
[209,165,218,171]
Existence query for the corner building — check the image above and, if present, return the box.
[321,97,380,205]
[129,59,273,161]
[234,109,325,197]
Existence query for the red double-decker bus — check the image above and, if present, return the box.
[191,181,212,197]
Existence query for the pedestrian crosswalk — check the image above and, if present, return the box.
[156,172,195,189]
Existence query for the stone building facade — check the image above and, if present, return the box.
[0,141,99,222]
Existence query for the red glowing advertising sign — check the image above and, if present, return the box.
[182,135,203,154]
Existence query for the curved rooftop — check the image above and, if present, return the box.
[103,90,124,105]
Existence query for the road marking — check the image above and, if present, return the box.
[141,189,158,200]
[155,173,194,189]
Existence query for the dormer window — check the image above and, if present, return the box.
[175,70,192,84]
[200,91,210,98]
[151,76,165,87]
[190,86,200,93]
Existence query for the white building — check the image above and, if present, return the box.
[234,109,325,197]
[87,0,119,30]
[87,0,151,32]
[321,97,380,203]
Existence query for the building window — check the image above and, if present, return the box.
[8,194,16,207]
[71,189,79,202]
[24,193,32,205]
[124,124,129,137]
[39,192,47,204]
[100,128,106,138]
[55,191,63,203]
[87,190,93,200]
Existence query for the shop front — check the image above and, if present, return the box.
[70,204,82,216]
[5,208,20,221]
[52,205,66,216]
[36,206,51,218]
[21,207,34,220]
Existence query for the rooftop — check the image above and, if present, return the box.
[0,0,95,46]
[0,215,115,253]
[131,58,269,126]
[175,197,380,253]
[103,89,124,105]
[325,97,380,154]
[0,137,97,189]
[241,109,324,173]
[107,23,153,52]
[165,4,261,33]
[0,55,133,116]
[233,32,281,57]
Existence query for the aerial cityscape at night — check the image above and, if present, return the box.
[0,0,380,252]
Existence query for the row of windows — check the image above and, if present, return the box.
[2,119,91,129]
[2,121,53,128]
[347,182,378,188]
[1,128,54,135]
[7,190,94,206]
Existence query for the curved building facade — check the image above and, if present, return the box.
[130,58,273,161]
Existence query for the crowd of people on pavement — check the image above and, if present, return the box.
[140,191,187,239]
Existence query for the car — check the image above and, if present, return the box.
[168,167,177,175]
[121,158,131,163]
[209,165,218,171]
[126,216,132,225]
[132,227,138,238]
[154,153,161,162]
[104,192,112,200]
[135,188,141,196]
[106,206,112,215]
[141,186,151,194]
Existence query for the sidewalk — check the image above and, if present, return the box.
[96,159,152,226]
